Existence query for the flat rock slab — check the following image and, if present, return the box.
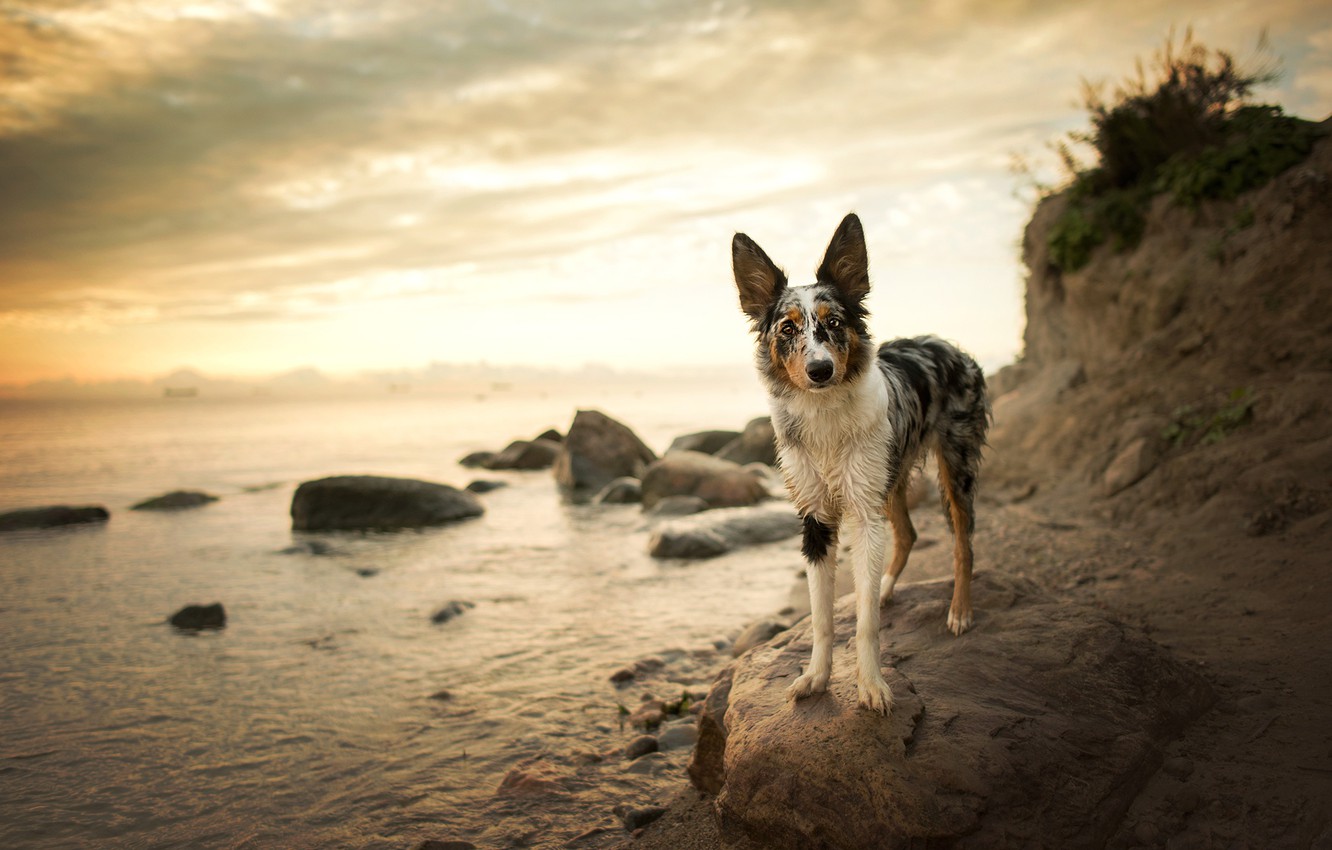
[132,490,218,510]
[291,475,483,531]
[0,505,109,532]
[649,503,801,559]
[689,572,1214,850]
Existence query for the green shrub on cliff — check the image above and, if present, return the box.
[1045,30,1317,272]
[1157,105,1317,207]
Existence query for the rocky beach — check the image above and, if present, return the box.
[3,111,1329,850]
[7,128,1332,848]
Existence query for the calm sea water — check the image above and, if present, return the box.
[0,380,802,849]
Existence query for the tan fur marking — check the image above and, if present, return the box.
[883,481,917,585]
[783,347,810,389]
[935,449,974,628]
[767,335,797,390]
[829,339,850,383]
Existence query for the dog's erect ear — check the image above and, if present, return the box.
[732,233,786,322]
[817,213,870,305]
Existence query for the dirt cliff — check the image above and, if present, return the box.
[990,121,1332,530]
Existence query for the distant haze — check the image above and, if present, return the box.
[2,1,1329,394]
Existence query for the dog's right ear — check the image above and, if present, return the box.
[732,233,787,323]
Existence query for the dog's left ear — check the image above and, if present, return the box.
[817,213,870,305]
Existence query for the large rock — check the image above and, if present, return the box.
[552,410,657,499]
[715,417,778,466]
[0,505,109,532]
[485,438,561,471]
[648,503,801,559]
[640,451,768,510]
[132,490,218,510]
[290,475,483,531]
[689,573,1213,849]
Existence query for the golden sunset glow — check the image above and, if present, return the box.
[2,1,1330,392]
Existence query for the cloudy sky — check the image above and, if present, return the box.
[2,0,1329,388]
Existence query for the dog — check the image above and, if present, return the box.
[731,212,990,714]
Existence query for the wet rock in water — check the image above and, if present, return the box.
[645,495,710,518]
[429,689,453,701]
[624,734,659,760]
[629,699,667,730]
[431,600,475,624]
[614,803,668,831]
[131,490,218,511]
[715,417,778,466]
[648,526,730,559]
[657,721,699,750]
[486,438,562,471]
[0,505,109,532]
[640,451,767,510]
[290,475,482,531]
[277,539,339,556]
[458,451,496,469]
[595,476,643,505]
[688,573,1214,849]
[353,567,379,578]
[668,429,742,456]
[649,504,802,560]
[534,428,563,444]
[416,839,477,850]
[553,409,657,500]
[465,479,507,494]
[169,602,226,630]
[731,618,788,657]
[609,667,637,685]
[623,752,669,775]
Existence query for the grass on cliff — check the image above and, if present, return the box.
[1040,29,1319,273]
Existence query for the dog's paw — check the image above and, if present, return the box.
[947,605,973,636]
[787,669,830,701]
[857,673,894,715]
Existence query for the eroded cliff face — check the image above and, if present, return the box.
[989,125,1332,525]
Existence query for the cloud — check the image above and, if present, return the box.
[0,0,1328,382]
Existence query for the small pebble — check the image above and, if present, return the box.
[614,804,667,831]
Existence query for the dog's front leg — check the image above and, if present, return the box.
[788,514,836,700]
[844,509,894,714]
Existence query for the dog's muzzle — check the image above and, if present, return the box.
[806,359,835,386]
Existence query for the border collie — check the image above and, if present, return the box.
[731,212,990,714]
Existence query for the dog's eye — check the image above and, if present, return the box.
[827,317,843,329]
[780,322,797,336]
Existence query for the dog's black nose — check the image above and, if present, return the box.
[806,360,835,384]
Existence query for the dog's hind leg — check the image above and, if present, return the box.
[936,445,978,636]
[788,515,837,701]
[879,481,917,606]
